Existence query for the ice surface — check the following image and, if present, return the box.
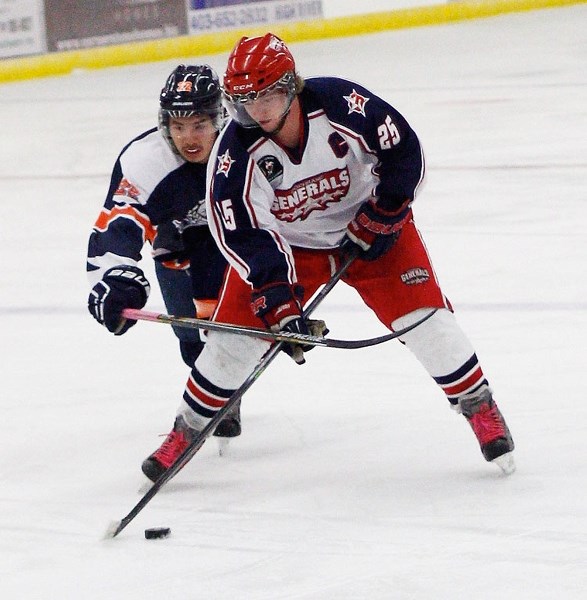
[0,5,586,599]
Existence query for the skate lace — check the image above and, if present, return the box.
[154,430,188,465]
[468,404,505,444]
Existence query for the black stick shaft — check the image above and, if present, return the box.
[110,252,357,537]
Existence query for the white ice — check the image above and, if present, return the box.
[1,5,586,599]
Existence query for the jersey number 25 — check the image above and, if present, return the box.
[378,115,401,149]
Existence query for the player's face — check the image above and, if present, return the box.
[243,88,290,132]
[168,114,217,163]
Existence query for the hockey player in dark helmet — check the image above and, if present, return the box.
[158,63,226,163]
[87,64,240,484]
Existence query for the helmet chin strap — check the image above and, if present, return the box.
[261,93,295,135]
[266,111,289,135]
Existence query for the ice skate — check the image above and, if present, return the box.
[213,399,241,438]
[213,400,241,456]
[458,388,515,474]
[141,415,202,482]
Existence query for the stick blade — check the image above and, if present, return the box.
[103,519,123,540]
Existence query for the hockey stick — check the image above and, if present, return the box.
[121,307,436,350]
[105,252,434,538]
[105,252,357,538]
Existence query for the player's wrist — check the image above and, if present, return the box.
[250,282,303,329]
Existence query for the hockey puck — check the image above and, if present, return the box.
[144,527,171,540]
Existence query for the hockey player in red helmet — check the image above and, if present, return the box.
[222,33,300,133]
[159,33,516,478]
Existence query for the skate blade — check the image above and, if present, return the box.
[492,451,516,475]
[217,437,230,457]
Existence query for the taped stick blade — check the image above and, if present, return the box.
[103,519,123,539]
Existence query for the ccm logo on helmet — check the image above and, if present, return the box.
[232,83,254,91]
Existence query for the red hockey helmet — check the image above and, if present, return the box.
[224,33,295,98]
[223,33,298,127]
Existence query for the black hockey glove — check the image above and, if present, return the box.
[88,265,150,335]
[250,282,328,365]
[342,199,411,261]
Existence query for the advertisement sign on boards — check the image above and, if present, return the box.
[0,0,45,59]
[44,0,188,52]
[188,0,323,34]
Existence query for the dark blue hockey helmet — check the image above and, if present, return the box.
[158,64,225,153]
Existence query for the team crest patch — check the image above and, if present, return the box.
[216,150,235,177]
[272,167,350,222]
[173,201,207,232]
[343,89,369,116]
[257,155,283,182]
[401,268,430,285]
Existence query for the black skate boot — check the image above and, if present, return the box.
[213,399,242,438]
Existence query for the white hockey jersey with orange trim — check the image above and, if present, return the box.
[87,128,208,286]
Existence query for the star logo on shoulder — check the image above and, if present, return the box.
[343,89,369,116]
[216,150,235,177]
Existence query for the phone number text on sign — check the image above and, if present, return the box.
[189,0,322,33]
